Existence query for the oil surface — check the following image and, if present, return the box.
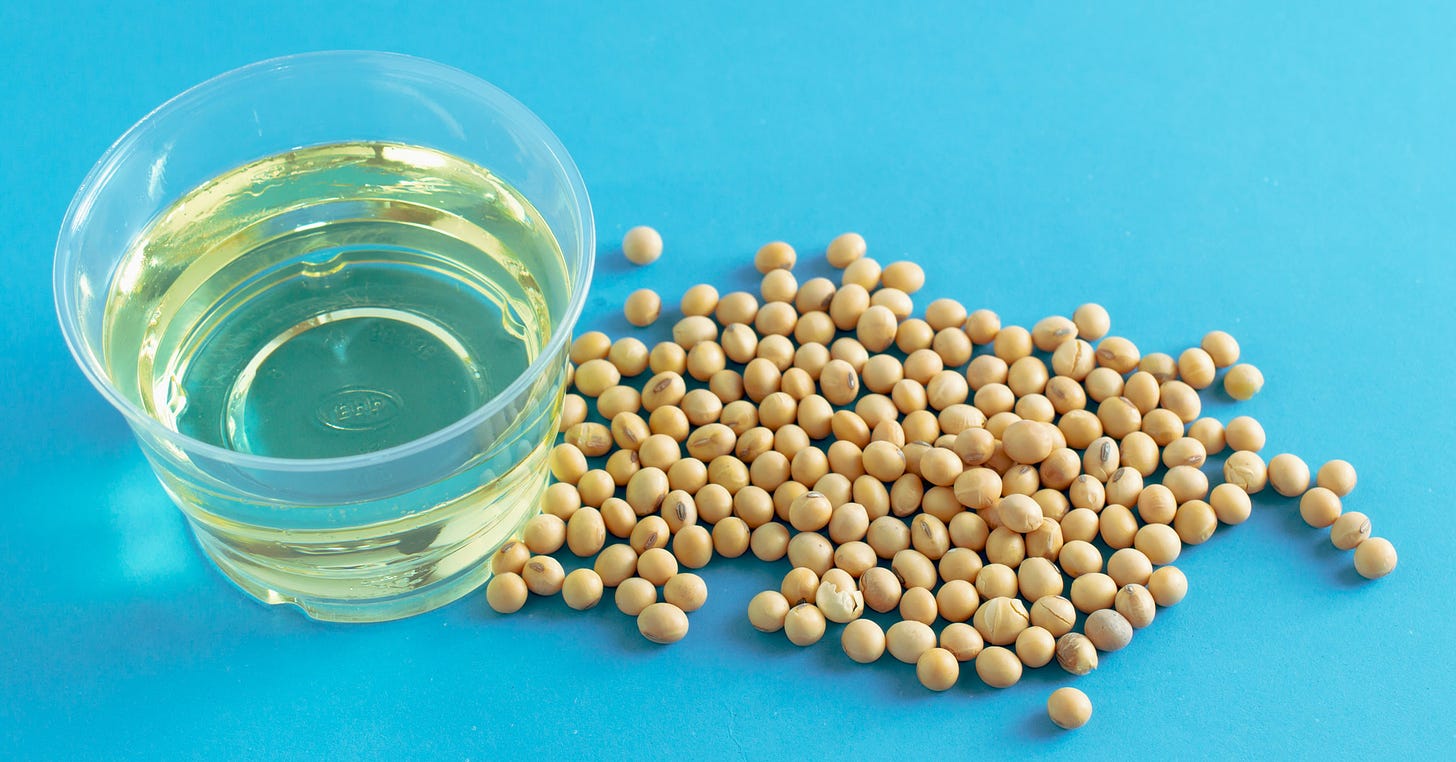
[104,141,556,459]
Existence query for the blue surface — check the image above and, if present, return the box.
[3,1,1453,759]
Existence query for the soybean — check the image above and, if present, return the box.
[842,619,887,663]
[625,289,662,327]
[1354,538,1397,579]
[826,232,867,268]
[1268,453,1311,497]
[784,603,827,646]
[1224,363,1264,400]
[486,572,529,614]
[638,602,689,644]
[748,590,791,632]
[917,648,960,691]
[1317,459,1358,496]
[622,226,663,265]
[975,646,1023,689]
[1047,687,1093,730]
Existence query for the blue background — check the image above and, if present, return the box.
[3,1,1453,759]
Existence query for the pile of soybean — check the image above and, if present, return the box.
[487,229,1396,728]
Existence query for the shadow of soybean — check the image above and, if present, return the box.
[1195,452,1368,590]
[661,552,791,651]
[1309,531,1370,590]
[1332,563,1373,590]
[725,582,955,700]
[593,243,638,279]
[728,606,821,661]
[720,555,858,672]
[466,552,674,654]
[1249,487,1369,588]
[1017,660,1076,690]
[1017,706,1068,741]
[952,659,999,700]
[805,623,869,677]
[843,615,945,700]
[575,587,670,655]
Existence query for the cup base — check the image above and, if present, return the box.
[199,530,497,622]
[189,501,535,622]
[177,451,547,623]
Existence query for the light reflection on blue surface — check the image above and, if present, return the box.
[5,457,204,607]
[106,462,197,589]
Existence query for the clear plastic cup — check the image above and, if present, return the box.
[53,51,594,622]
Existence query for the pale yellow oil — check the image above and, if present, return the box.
[101,142,570,620]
